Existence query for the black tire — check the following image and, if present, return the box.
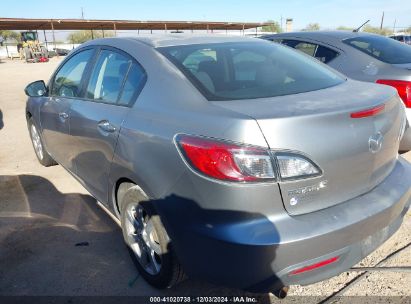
[119,184,185,289]
[28,117,57,167]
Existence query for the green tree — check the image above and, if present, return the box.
[336,26,354,31]
[303,23,320,31]
[362,25,393,36]
[67,30,114,44]
[262,20,282,33]
[0,30,21,44]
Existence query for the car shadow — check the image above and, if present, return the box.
[141,195,282,295]
[0,175,277,302]
[0,109,3,130]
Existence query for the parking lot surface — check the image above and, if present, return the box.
[0,58,410,302]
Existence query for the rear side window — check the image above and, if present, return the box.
[344,35,411,64]
[391,36,404,42]
[292,42,317,56]
[315,46,339,63]
[281,39,339,63]
[118,63,147,106]
[159,42,344,101]
[51,49,93,97]
[86,50,131,104]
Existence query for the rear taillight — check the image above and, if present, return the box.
[276,153,321,180]
[350,104,385,118]
[176,134,322,182]
[376,79,411,108]
[176,135,274,182]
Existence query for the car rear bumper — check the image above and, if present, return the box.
[400,108,411,152]
[163,157,411,292]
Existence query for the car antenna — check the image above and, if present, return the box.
[353,20,370,32]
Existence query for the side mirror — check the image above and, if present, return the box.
[25,80,47,97]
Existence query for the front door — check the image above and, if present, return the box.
[40,49,95,170]
[70,48,146,203]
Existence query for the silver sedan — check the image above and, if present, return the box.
[24,35,411,296]
[261,31,411,151]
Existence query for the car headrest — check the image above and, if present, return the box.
[193,71,215,93]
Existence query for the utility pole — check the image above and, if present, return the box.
[81,7,84,19]
[380,11,384,29]
[280,15,283,32]
[393,19,397,33]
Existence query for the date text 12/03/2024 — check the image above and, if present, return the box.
[149,296,259,303]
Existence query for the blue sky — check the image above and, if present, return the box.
[2,0,410,30]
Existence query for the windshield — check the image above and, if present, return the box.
[159,42,344,101]
[344,35,411,64]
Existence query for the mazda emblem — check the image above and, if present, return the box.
[369,132,383,153]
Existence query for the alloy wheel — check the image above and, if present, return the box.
[124,203,162,275]
[30,124,44,160]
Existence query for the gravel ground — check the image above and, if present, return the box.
[0,57,410,303]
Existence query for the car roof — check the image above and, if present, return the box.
[265,30,384,42]
[88,34,263,48]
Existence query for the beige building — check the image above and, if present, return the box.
[286,18,293,32]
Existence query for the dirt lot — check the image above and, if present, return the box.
[0,57,410,303]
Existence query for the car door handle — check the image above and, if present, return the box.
[97,120,116,133]
[58,112,69,122]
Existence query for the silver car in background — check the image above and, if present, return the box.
[390,34,411,45]
[25,36,411,296]
[261,31,411,151]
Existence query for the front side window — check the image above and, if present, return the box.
[159,42,344,101]
[86,50,131,104]
[51,49,93,97]
[344,35,411,64]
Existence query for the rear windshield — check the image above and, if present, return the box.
[158,42,344,101]
[344,35,411,64]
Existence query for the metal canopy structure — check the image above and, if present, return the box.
[0,17,267,31]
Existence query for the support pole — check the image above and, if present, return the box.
[242,24,245,36]
[207,24,209,33]
[102,28,105,38]
[113,23,117,37]
[51,21,58,56]
[164,23,167,34]
[43,29,48,49]
[91,29,94,40]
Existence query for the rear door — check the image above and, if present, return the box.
[70,47,147,203]
[40,48,95,170]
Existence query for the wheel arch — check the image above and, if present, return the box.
[26,110,32,121]
[114,178,136,215]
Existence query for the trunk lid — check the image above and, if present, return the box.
[213,80,404,215]
[392,63,411,70]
